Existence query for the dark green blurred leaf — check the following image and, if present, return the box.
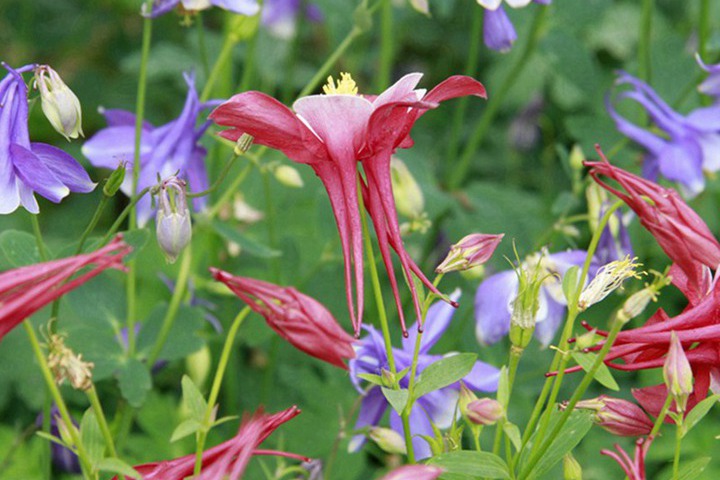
[211,220,281,258]
[117,358,152,408]
[0,230,41,267]
[136,304,206,362]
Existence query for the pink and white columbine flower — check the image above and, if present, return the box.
[210,73,486,335]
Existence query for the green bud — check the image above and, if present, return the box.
[368,427,407,455]
[563,453,583,480]
[390,157,424,219]
[103,162,126,197]
[34,65,83,141]
[273,164,304,188]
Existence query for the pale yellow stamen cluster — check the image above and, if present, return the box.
[47,333,94,391]
[322,73,359,95]
[578,256,643,311]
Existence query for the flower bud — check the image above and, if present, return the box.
[368,427,407,455]
[155,177,192,263]
[465,398,504,426]
[436,233,504,274]
[390,157,424,219]
[381,465,444,480]
[34,65,83,140]
[185,345,212,388]
[458,383,479,417]
[578,256,642,311]
[273,164,304,188]
[234,133,254,155]
[664,331,693,412]
[508,258,545,348]
[103,162,126,197]
[563,453,583,480]
[575,396,653,437]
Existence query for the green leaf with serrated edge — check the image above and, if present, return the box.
[683,394,720,437]
[211,221,281,258]
[357,373,384,386]
[426,451,510,479]
[170,419,202,443]
[504,422,522,452]
[520,411,594,480]
[182,375,208,422]
[0,230,40,267]
[96,457,142,478]
[497,366,510,407]
[571,352,620,391]
[80,408,105,466]
[381,387,409,414]
[118,358,152,408]
[562,266,581,304]
[413,353,477,400]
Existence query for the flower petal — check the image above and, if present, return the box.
[462,360,501,392]
[483,6,517,52]
[9,144,69,203]
[31,143,95,193]
[475,270,517,345]
[403,289,461,354]
[211,0,260,15]
[349,387,387,453]
[82,125,152,169]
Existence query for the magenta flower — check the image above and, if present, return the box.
[211,268,356,369]
[0,63,95,214]
[0,236,131,342]
[575,396,653,437]
[114,406,307,480]
[210,73,486,335]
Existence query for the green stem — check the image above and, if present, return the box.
[196,13,210,78]
[376,0,393,91]
[401,414,415,464]
[446,6,483,169]
[298,27,363,98]
[649,394,673,438]
[75,196,109,254]
[205,162,254,220]
[98,187,152,247]
[520,201,624,451]
[519,316,624,479]
[673,418,683,478]
[23,322,94,476]
[263,171,281,281]
[448,5,548,191]
[638,0,653,83]
[698,0,710,61]
[85,385,117,458]
[186,153,240,198]
[493,347,522,456]
[193,307,251,475]
[201,33,237,102]
[146,244,193,366]
[239,22,259,92]
[30,214,49,261]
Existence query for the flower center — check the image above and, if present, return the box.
[322,73,358,95]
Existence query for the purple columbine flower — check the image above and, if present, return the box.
[697,55,720,98]
[82,73,219,226]
[349,291,500,459]
[0,63,95,214]
[261,0,323,39]
[142,0,260,18]
[607,71,720,198]
[477,1,551,52]
[475,250,589,347]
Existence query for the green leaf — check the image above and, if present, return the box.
[211,221,281,258]
[136,304,206,362]
[659,457,712,480]
[35,431,65,448]
[381,387,409,415]
[119,228,150,261]
[170,418,202,443]
[96,457,142,478]
[683,394,720,437]
[426,451,510,479]
[520,411,594,480]
[118,358,152,408]
[414,353,477,400]
[562,266,581,304]
[0,230,41,267]
[503,422,522,452]
[357,373,385,386]
[211,415,239,428]
[181,375,208,422]
[571,352,619,391]
[80,408,105,466]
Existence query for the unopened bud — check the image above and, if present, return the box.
[617,270,670,323]
[578,256,642,311]
[390,157,425,219]
[185,345,212,388]
[509,257,545,348]
[368,427,407,455]
[574,329,601,351]
[156,176,192,263]
[465,398,504,426]
[563,453,583,480]
[664,331,693,412]
[103,162,126,197]
[436,233,504,274]
[273,164,304,188]
[234,133,254,155]
[47,334,94,391]
[575,396,653,437]
[458,383,478,417]
[585,182,607,234]
[34,65,83,141]
[381,369,396,388]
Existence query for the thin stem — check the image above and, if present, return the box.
[196,13,210,78]
[239,22,259,92]
[673,418,683,478]
[146,244,193,366]
[263,171,281,282]
[401,414,415,464]
[23,321,94,476]
[98,187,152,247]
[698,0,710,61]
[638,0,653,83]
[205,161,254,220]
[186,153,240,198]
[448,5,549,191]
[649,394,673,438]
[201,33,237,102]
[85,385,117,458]
[493,347,522,456]
[298,27,363,98]
[376,0,393,91]
[75,196,109,254]
[193,307,251,475]
[30,214,49,261]
[519,316,624,478]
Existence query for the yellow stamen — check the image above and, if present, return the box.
[322,73,358,95]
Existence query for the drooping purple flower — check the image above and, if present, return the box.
[82,73,218,226]
[261,0,323,39]
[349,291,499,459]
[697,55,720,98]
[475,250,590,347]
[476,1,551,52]
[607,71,720,197]
[142,0,260,18]
[0,63,95,214]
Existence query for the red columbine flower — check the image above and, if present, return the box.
[114,406,307,480]
[211,268,356,369]
[585,145,720,295]
[575,396,653,437]
[601,437,652,480]
[0,236,131,341]
[210,73,486,335]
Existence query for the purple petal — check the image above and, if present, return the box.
[349,387,387,453]
[389,400,435,460]
[210,0,260,15]
[483,6,517,52]
[9,144,69,203]
[606,95,665,155]
[142,0,180,17]
[474,270,517,345]
[185,145,209,212]
[656,139,704,197]
[31,143,95,193]
[462,360,501,392]
[82,125,152,170]
[698,132,720,173]
[403,289,460,354]
[685,105,720,131]
[99,108,153,129]
[533,291,567,347]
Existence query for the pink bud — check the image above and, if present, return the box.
[436,233,504,273]
[663,331,693,412]
[380,465,444,480]
[576,395,653,437]
[465,398,504,426]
